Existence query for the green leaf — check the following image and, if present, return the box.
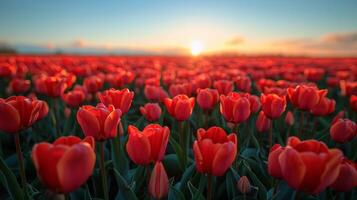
[243,160,267,200]
[187,181,205,200]
[113,169,138,200]
[168,185,186,200]
[169,136,185,170]
[178,163,196,191]
[0,155,24,200]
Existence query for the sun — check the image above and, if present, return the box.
[190,40,203,56]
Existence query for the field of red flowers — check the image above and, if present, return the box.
[0,55,356,200]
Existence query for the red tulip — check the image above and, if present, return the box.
[148,162,169,199]
[220,92,251,124]
[287,85,327,110]
[268,136,343,194]
[126,124,169,165]
[140,103,162,122]
[169,83,192,97]
[164,95,195,121]
[256,111,271,132]
[34,75,68,97]
[8,78,30,94]
[144,85,169,103]
[32,136,95,193]
[83,75,103,93]
[77,103,122,141]
[0,63,16,77]
[213,80,234,95]
[234,76,251,93]
[350,95,357,112]
[248,94,261,114]
[62,88,86,108]
[260,93,286,119]
[331,111,345,125]
[193,127,237,176]
[330,158,357,192]
[330,119,356,143]
[97,88,134,115]
[310,97,335,116]
[196,88,219,110]
[0,96,48,133]
[340,81,357,96]
[285,111,295,126]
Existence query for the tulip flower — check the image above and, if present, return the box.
[196,88,219,110]
[268,136,343,194]
[32,136,96,193]
[77,103,122,141]
[193,126,237,176]
[330,119,356,143]
[0,96,48,133]
[126,124,169,165]
[34,75,68,98]
[8,78,30,94]
[140,103,162,122]
[97,88,134,115]
[256,111,271,132]
[248,95,261,114]
[330,158,357,192]
[220,92,251,124]
[83,75,104,94]
[331,111,345,125]
[310,97,335,116]
[213,80,234,95]
[169,83,192,97]
[144,85,169,103]
[0,63,15,77]
[148,162,169,199]
[350,95,357,112]
[234,76,251,93]
[260,93,286,119]
[287,85,327,110]
[164,94,195,121]
[62,88,86,108]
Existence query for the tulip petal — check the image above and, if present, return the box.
[126,128,151,165]
[104,109,122,138]
[212,142,237,176]
[279,147,306,190]
[0,101,20,133]
[77,108,100,138]
[57,143,95,193]
[268,144,284,178]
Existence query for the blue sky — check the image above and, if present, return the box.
[1,0,357,55]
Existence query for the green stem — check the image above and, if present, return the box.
[15,133,27,190]
[269,120,273,150]
[99,142,109,200]
[179,121,187,168]
[207,174,213,200]
[299,111,304,138]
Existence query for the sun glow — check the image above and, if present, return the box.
[190,40,203,56]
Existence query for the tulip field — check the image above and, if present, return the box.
[0,55,356,200]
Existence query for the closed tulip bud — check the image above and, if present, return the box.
[330,158,357,192]
[140,103,162,122]
[98,88,134,115]
[287,85,327,110]
[213,80,234,95]
[77,103,122,141]
[237,176,251,194]
[310,97,335,116]
[260,93,286,119]
[126,124,169,165]
[62,89,86,108]
[0,96,48,133]
[148,162,169,199]
[164,95,195,121]
[285,111,294,126]
[220,92,251,124]
[8,78,30,94]
[256,111,271,132]
[330,119,356,143]
[268,136,343,194]
[350,95,357,112]
[32,136,96,193]
[193,127,237,176]
[83,75,103,93]
[196,88,219,110]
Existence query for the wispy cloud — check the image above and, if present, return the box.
[225,36,245,46]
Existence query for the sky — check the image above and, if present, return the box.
[0,0,357,56]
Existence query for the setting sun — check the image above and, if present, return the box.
[190,40,203,56]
